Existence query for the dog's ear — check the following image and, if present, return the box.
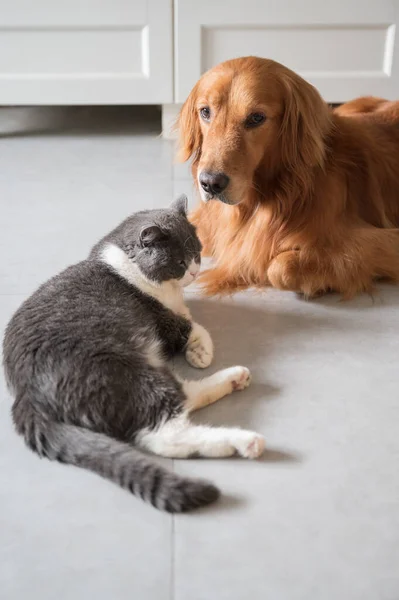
[280,73,331,170]
[175,84,203,162]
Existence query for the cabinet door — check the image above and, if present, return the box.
[0,0,172,104]
[175,0,399,103]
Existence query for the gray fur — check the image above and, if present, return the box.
[3,198,218,513]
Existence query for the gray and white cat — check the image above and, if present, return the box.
[3,196,265,513]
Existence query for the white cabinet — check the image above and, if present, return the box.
[0,0,173,104]
[1,0,399,108]
[174,0,399,103]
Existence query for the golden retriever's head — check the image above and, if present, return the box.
[178,56,331,205]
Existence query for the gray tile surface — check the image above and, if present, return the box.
[1,107,398,600]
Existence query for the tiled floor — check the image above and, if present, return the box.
[1,107,398,600]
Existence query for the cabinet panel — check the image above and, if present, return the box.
[0,0,146,27]
[175,0,399,103]
[0,30,144,75]
[0,0,172,105]
[202,26,390,75]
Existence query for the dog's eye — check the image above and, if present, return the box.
[200,107,211,121]
[245,112,266,128]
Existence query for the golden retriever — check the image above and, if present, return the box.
[177,56,399,298]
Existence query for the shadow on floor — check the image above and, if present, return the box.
[171,296,351,430]
[0,106,162,138]
[301,283,399,310]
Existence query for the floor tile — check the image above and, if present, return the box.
[0,295,172,600]
[173,289,399,600]
[1,107,399,600]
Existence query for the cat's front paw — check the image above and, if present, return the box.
[185,323,214,369]
[229,366,252,391]
[234,432,266,459]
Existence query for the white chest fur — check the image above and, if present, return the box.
[101,242,213,370]
[101,243,190,318]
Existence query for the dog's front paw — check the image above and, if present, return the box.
[267,250,327,298]
[185,323,214,368]
[267,251,301,292]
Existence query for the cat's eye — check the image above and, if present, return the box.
[179,260,187,268]
[200,107,211,122]
[245,112,266,129]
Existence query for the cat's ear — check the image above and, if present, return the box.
[170,194,188,217]
[139,225,165,247]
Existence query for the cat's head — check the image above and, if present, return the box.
[93,195,202,287]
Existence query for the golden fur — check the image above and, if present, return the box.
[177,56,399,298]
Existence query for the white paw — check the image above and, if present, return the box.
[228,366,251,391]
[234,433,265,459]
[185,323,214,369]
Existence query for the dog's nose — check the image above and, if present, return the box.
[199,171,230,196]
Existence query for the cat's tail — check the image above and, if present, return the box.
[18,418,220,513]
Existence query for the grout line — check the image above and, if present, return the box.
[170,459,176,600]
[169,354,176,600]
